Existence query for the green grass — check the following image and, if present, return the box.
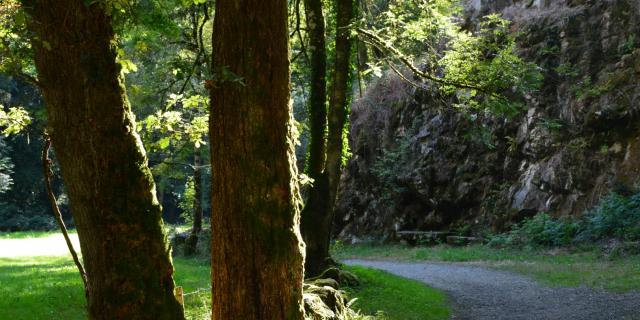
[0,255,212,320]
[173,258,211,319]
[498,257,640,292]
[333,243,640,292]
[0,232,453,320]
[345,266,450,320]
[0,256,87,320]
[0,255,453,320]
[0,230,76,239]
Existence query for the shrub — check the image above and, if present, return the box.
[577,192,640,241]
[489,213,579,248]
[490,191,640,248]
[0,207,56,231]
[371,136,412,203]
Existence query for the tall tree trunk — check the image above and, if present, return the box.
[327,0,354,208]
[185,149,203,256]
[303,0,328,177]
[301,0,355,277]
[300,0,330,278]
[25,1,185,319]
[209,0,305,318]
[300,172,330,277]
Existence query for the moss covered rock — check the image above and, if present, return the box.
[312,267,360,287]
[303,284,355,320]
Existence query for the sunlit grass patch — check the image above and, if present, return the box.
[0,255,213,320]
[344,266,450,320]
[0,230,76,239]
[0,256,87,320]
[173,258,212,319]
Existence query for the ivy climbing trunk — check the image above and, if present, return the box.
[25,1,185,319]
[300,0,330,278]
[209,0,305,318]
[185,150,204,256]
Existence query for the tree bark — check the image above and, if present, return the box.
[25,1,185,319]
[185,150,203,255]
[209,0,305,319]
[303,0,328,177]
[300,0,332,278]
[327,0,354,209]
[300,172,330,277]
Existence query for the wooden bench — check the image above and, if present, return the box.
[395,231,453,246]
[445,236,483,246]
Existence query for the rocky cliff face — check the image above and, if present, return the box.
[334,0,640,241]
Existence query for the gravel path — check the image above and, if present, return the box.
[345,259,640,320]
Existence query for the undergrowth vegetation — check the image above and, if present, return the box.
[489,191,640,248]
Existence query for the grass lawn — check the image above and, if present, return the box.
[173,258,211,319]
[344,265,450,320]
[0,256,212,320]
[0,230,76,239]
[0,256,87,320]
[0,232,451,320]
[333,243,640,292]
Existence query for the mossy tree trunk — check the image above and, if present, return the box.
[327,0,354,215]
[300,0,331,277]
[301,0,355,278]
[303,0,328,177]
[209,0,305,318]
[24,1,185,319]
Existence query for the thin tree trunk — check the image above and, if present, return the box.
[300,0,330,278]
[209,0,305,318]
[192,151,204,234]
[25,1,184,319]
[185,150,203,255]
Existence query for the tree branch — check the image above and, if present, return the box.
[290,0,309,63]
[42,132,89,297]
[356,27,505,100]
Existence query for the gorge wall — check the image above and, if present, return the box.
[334,0,640,241]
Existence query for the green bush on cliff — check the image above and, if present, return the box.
[490,191,640,248]
[577,192,640,242]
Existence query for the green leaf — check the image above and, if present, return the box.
[0,106,31,136]
[157,137,171,150]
